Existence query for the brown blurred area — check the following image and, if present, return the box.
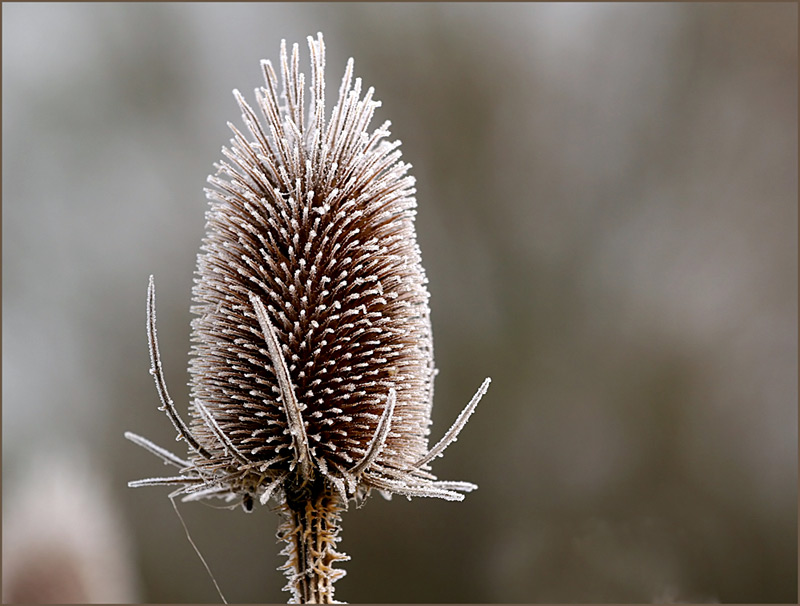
[3,3,796,603]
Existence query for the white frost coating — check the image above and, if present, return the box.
[413,377,492,469]
[350,388,396,476]
[129,31,490,527]
[249,292,315,481]
[124,431,189,469]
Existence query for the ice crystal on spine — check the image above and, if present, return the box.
[126,32,490,603]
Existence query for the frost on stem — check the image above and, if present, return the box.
[278,482,349,603]
[126,32,490,603]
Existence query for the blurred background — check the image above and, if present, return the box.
[3,2,796,603]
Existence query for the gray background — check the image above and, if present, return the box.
[3,2,797,603]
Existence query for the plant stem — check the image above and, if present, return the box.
[277,484,349,603]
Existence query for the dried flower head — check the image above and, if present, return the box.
[126,32,490,603]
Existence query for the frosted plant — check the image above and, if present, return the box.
[126,32,490,604]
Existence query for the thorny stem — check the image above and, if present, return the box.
[277,481,349,603]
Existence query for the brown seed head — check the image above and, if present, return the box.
[128,31,489,514]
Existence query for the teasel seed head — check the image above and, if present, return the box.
[127,32,490,603]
